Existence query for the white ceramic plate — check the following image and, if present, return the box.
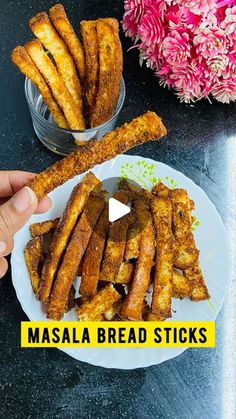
[11,155,230,369]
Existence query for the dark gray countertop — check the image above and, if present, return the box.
[0,1,235,418]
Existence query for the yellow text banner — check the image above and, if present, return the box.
[21,321,215,348]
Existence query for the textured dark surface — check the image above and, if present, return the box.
[0,1,236,418]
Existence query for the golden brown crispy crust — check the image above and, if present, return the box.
[104,301,122,320]
[100,214,132,282]
[125,199,150,260]
[77,284,121,321]
[30,218,59,238]
[24,237,44,294]
[184,263,210,301]
[102,261,133,284]
[25,39,84,130]
[39,172,100,303]
[80,20,99,113]
[29,12,84,122]
[170,189,199,270]
[121,202,155,320]
[151,197,173,319]
[11,46,68,129]
[172,270,192,299]
[49,4,85,81]
[47,193,105,320]
[27,111,167,199]
[65,285,76,312]
[79,205,109,297]
[152,182,170,198]
[146,313,165,321]
[90,20,121,127]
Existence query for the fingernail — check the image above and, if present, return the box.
[12,187,37,212]
[0,241,6,254]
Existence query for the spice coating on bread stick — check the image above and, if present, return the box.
[39,172,100,303]
[25,39,84,130]
[151,197,173,319]
[24,237,44,294]
[49,4,85,81]
[11,46,68,129]
[30,218,59,238]
[47,193,105,320]
[27,112,167,199]
[121,201,155,320]
[29,12,84,121]
[184,263,210,301]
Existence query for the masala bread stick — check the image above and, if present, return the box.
[39,172,100,303]
[121,202,155,320]
[184,263,210,301]
[24,237,44,294]
[170,189,199,269]
[48,192,105,320]
[90,20,121,127]
[30,218,59,238]
[27,111,167,199]
[29,12,84,122]
[25,39,84,130]
[172,270,192,299]
[77,284,121,321]
[80,20,98,114]
[11,46,68,129]
[151,197,173,319]
[49,4,85,81]
[79,205,109,297]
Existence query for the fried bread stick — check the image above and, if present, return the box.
[30,218,59,238]
[29,12,84,122]
[49,4,85,81]
[171,189,199,270]
[151,197,173,318]
[25,39,84,130]
[125,199,150,260]
[184,263,210,301]
[79,205,109,297]
[121,201,155,320]
[27,111,167,199]
[39,172,100,303]
[104,301,122,320]
[100,213,132,282]
[24,237,44,294]
[172,270,192,299]
[47,192,105,320]
[90,20,122,127]
[11,46,68,129]
[77,284,121,321]
[152,182,170,198]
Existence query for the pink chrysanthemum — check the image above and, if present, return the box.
[138,10,165,46]
[221,6,236,40]
[123,0,236,103]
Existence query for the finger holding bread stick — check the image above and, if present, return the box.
[121,201,155,320]
[170,188,199,270]
[47,192,106,320]
[39,172,101,303]
[11,46,68,129]
[29,12,84,124]
[151,197,173,319]
[49,4,85,81]
[27,111,167,199]
[25,39,84,130]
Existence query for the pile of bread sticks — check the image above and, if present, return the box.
[24,113,209,322]
[11,3,123,131]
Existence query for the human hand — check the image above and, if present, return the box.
[0,171,52,278]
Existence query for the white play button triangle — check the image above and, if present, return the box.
[108,197,131,223]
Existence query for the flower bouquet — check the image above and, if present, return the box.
[123,0,236,103]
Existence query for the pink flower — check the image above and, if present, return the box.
[194,27,228,58]
[145,0,172,20]
[138,10,165,46]
[162,30,191,66]
[207,54,229,76]
[228,41,236,70]
[175,0,217,16]
[123,0,145,37]
[221,6,236,41]
[212,77,236,102]
[169,62,204,101]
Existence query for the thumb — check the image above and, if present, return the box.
[0,186,38,236]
